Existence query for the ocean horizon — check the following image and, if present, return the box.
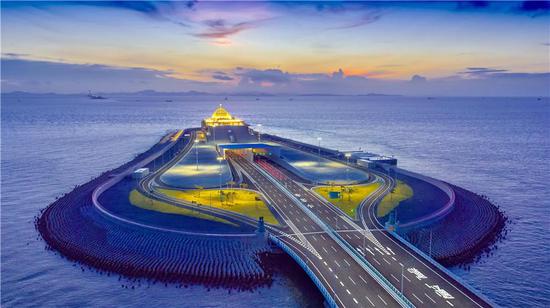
[2,94,549,307]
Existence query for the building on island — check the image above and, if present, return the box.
[201,104,245,128]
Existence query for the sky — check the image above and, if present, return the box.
[1,1,549,96]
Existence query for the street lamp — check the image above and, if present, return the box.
[345,152,351,183]
[194,139,199,170]
[317,137,322,166]
[400,263,404,294]
[257,124,262,142]
[217,156,224,198]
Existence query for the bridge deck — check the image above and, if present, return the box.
[249,155,491,308]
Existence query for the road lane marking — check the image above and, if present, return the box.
[329,267,333,272]
[447,300,454,306]
[403,275,411,282]
[365,296,375,306]
[359,275,367,284]
[348,276,356,285]
[343,259,351,266]
[373,258,381,265]
[331,246,337,252]
[390,274,399,282]
[353,298,358,304]
[334,260,341,268]
[383,258,391,265]
[425,293,436,303]
[322,247,328,253]
[378,295,388,306]
[340,281,345,287]
[391,257,397,261]
[412,293,424,304]
[346,289,351,295]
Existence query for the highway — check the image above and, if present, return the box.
[135,132,491,307]
[228,151,403,307]
[251,156,491,308]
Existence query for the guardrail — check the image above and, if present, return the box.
[253,164,414,307]
[388,231,495,307]
[330,231,415,307]
[269,234,337,308]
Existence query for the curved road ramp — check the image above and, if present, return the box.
[37,128,501,307]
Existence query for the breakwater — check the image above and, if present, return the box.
[36,133,274,289]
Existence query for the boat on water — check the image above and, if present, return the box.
[87,90,106,100]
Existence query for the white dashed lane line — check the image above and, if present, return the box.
[412,293,424,304]
[365,296,375,307]
[359,275,367,284]
[343,259,351,266]
[348,276,356,285]
[390,274,399,282]
[378,294,388,306]
[425,293,436,303]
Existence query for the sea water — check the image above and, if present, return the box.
[1,94,548,307]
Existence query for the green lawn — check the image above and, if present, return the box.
[376,180,413,217]
[157,188,280,225]
[313,183,381,218]
[129,189,234,225]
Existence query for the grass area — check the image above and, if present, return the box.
[129,189,235,226]
[157,188,280,225]
[377,180,414,217]
[313,183,381,218]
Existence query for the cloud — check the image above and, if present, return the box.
[329,11,382,29]
[0,58,222,93]
[519,1,550,14]
[458,67,509,76]
[411,75,427,83]
[2,58,549,97]
[212,73,234,81]
[237,69,292,85]
[193,19,255,39]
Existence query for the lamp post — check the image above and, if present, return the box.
[429,229,433,258]
[345,153,351,183]
[257,124,262,142]
[217,156,224,199]
[400,263,404,294]
[194,139,199,170]
[317,137,322,166]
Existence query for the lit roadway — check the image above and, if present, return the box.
[228,152,492,308]
[139,131,491,307]
[228,152,401,307]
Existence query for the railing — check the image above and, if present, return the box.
[388,231,495,307]
[330,231,415,307]
[254,164,414,307]
[269,234,337,308]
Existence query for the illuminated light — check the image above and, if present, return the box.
[202,104,245,127]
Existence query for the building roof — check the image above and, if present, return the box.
[203,104,245,127]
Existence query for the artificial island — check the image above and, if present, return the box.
[37,105,506,307]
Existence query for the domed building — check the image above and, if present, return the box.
[201,105,252,143]
[201,104,245,128]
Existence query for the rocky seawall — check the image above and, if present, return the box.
[36,133,274,289]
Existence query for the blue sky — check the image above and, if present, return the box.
[1,1,549,96]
